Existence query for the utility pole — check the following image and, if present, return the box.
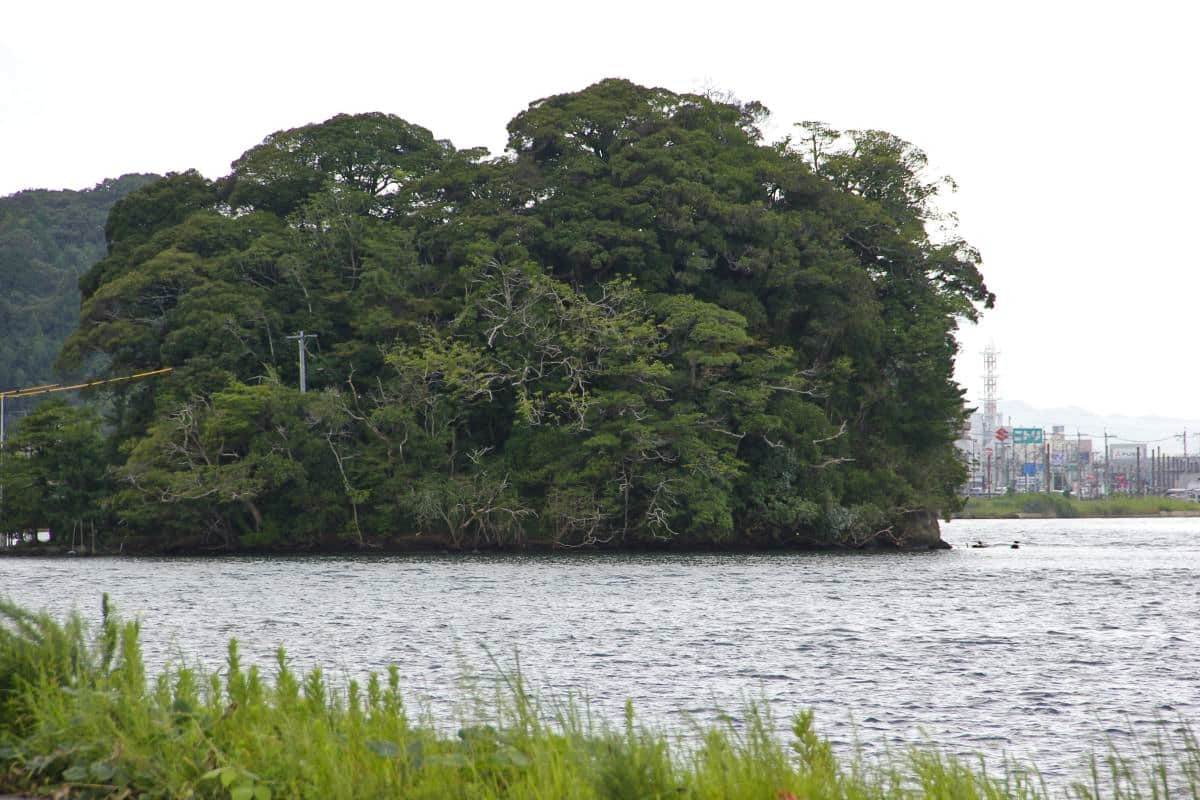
[1044,440,1051,493]
[1103,429,1111,495]
[1080,429,1089,496]
[286,331,318,393]
[1007,415,1013,492]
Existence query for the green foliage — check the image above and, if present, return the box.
[23,79,994,550]
[1,399,109,541]
[110,380,360,549]
[1020,494,1082,517]
[2,600,1198,799]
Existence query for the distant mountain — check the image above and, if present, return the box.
[0,174,160,390]
[987,399,1200,454]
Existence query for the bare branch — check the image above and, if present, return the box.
[812,420,848,446]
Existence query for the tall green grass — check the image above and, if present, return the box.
[1,597,1197,798]
[957,495,1200,518]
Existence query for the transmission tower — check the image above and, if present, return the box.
[976,344,1001,493]
[981,344,999,436]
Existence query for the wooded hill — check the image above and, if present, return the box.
[0,174,159,389]
[5,79,993,551]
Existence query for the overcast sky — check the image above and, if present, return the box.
[3,1,1196,418]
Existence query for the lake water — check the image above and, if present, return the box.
[2,517,1198,779]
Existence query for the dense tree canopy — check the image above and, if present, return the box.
[27,79,991,551]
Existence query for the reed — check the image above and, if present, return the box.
[1,598,1197,799]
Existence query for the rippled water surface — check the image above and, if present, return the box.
[3,517,1199,778]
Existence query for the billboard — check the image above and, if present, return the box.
[1110,444,1146,460]
[1022,463,1039,476]
[1013,427,1044,445]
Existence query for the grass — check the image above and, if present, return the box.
[956,494,1200,518]
[1,597,1198,799]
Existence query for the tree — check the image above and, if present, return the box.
[48,85,992,551]
[227,113,452,216]
[112,381,356,550]
[2,400,109,547]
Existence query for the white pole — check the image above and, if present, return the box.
[286,331,318,393]
[298,334,307,393]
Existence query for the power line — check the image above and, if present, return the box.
[1107,435,1177,444]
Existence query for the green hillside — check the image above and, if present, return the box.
[0,174,159,389]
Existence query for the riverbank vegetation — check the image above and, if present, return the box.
[4,79,993,552]
[2,599,1198,799]
[955,494,1200,518]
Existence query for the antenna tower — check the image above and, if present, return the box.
[982,344,999,436]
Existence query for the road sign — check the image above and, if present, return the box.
[1022,463,1038,476]
[995,427,1010,441]
[1012,427,1044,445]
[984,447,994,456]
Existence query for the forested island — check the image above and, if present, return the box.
[1,79,992,553]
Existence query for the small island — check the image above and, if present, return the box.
[1,80,992,554]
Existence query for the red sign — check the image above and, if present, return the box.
[984,447,994,456]
[995,427,1010,442]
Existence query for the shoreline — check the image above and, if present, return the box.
[952,510,1200,520]
[0,538,954,558]
[6,513,1199,556]
[5,513,1198,555]
[0,511,952,556]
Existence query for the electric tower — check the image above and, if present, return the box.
[980,344,1000,493]
[982,344,999,437]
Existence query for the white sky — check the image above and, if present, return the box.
[2,0,1196,418]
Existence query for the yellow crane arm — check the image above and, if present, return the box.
[1,367,173,448]
[0,367,173,399]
